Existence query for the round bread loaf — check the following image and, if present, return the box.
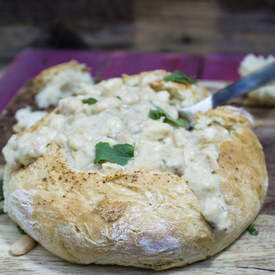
[2,70,268,270]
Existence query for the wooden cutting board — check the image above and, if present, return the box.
[0,52,274,274]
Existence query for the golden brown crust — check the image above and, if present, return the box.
[206,123,267,256]
[195,107,252,128]
[122,69,168,83]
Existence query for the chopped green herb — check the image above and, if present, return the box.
[0,209,4,215]
[94,142,134,166]
[17,225,26,234]
[149,106,187,128]
[82,97,97,105]
[164,70,197,85]
[247,224,259,236]
[0,179,4,201]
[116,96,122,100]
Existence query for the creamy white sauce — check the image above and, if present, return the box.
[3,127,57,167]
[15,106,47,130]
[3,73,233,230]
[35,68,93,108]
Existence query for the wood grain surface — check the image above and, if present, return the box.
[0,80,274,274]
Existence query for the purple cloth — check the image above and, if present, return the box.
[100,51,199,79]
[201,54,244,81]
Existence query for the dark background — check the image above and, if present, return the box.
[0,0,275,66]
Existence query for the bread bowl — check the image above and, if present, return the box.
[2,67,268,270]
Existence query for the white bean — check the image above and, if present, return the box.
[10,235,36,256]
[143,120,170,140]
[92,98,120,114]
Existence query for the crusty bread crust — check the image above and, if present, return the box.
[200,108,268,259]
[247,90,275,106]
[33,61,90,94]
[3,71,268,270]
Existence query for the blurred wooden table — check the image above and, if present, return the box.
[0,0,275,65]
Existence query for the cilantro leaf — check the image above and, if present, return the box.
[82,97,97,105]
[0,180,4,201]
[164,70,197,84]
[247,224,259,236]
[94,142,134,166]
[17,225,26,234]
[149,106,187,128]
[116,96,122,100]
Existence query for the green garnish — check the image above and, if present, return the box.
[149,106,187,128]
[82,97,97,105]
[116,96,122,100]
[17,225,26,234]
[164,70,197,84]
[0,180,4,201]
[94,142,134,166]
[247,224,259,236]
[0,209,4,215]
